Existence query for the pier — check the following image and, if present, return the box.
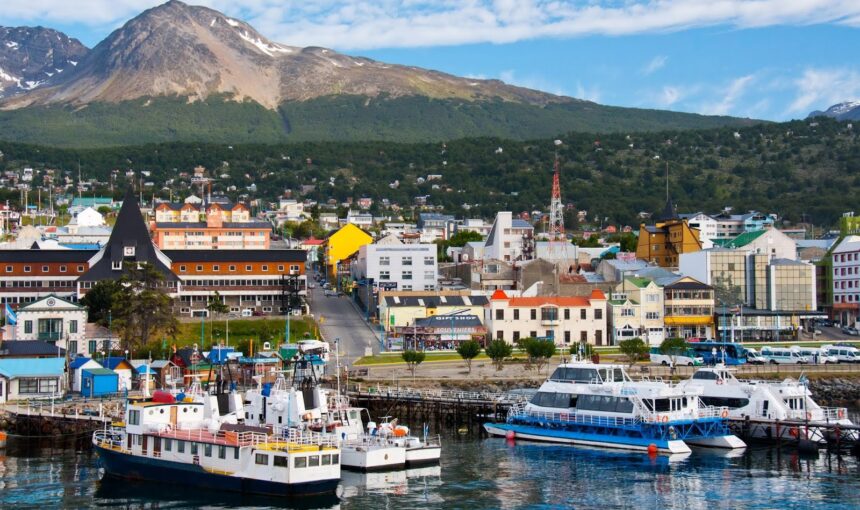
[0,399,123,437]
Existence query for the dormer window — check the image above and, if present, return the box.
[124,246,136,257]
[112,260,122,271]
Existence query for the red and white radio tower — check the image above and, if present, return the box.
[548,155,564,241]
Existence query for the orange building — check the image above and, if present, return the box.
[152,204,271,250]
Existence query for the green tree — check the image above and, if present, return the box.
[447,230,484,247]
[80,279,122,326]
[660,337,689,369]
[206,291,230,316]
[523,338,556,373]
[619,337,650,367]
[455,340,482,374]
[401,350,426,378]
[485,339,513,371]
[111,263,179,354]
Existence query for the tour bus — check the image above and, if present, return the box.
[790,346,838,364]
[760,347,810,365]
[649,347,704,367]
[822,344,860,363]
[686,340,748,365]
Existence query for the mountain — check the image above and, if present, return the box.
[0,1,758,147]
[808,101,860,121]
[0,27,89,98]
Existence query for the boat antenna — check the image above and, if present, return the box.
[335,337,341,401]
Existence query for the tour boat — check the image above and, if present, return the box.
[92,391,340,497]
[677,365,856,443]
[484,361,746,454]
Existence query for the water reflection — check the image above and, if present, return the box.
[0,435,858,510]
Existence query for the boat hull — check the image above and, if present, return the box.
[94,444,339,497]
[483,423,692,454]
[684,434,746,449]
[341,445,406,472]
[405,446,442,466]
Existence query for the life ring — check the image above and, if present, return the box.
[838,409,845,419]
[721,410,729,418]
[789,427,799,438]
[662,415,669,423]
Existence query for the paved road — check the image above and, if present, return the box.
[308,280,381,367]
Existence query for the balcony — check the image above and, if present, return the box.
[37,331,62,341]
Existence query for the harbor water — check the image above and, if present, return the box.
[1,433,860,509]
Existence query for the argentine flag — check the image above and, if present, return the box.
[4,304,16,326]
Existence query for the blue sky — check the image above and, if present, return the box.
[3,1,859,120]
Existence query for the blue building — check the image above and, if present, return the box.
[81,368,119,397]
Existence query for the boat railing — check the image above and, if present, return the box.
[93,429,130,453]
[820,407,849,421]
[696,405,730,419]
[508,403,642,428]
[154,425,338,449]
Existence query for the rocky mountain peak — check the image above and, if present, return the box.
[0,26,88,98]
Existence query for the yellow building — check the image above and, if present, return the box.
[636,198,702,268]
[323,224,373,285]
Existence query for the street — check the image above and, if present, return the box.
[308,278,381,367]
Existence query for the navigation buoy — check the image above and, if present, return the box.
[647,444,658,455]
[506,430,516,440]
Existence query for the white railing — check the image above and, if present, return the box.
[820,407,849,421]
[154,425,338,449]
[508,403,642,428]
[362,385,528,405]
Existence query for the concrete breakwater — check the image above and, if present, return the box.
[0,400,124,437]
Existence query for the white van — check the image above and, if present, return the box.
[760,347,809,364]
[790,346,838,364]
[649,347,704,367]
[821,344,860,363]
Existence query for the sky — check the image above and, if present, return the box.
[2,0,859,120]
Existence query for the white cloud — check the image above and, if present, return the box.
[657,85,682,106]
[700,75,755,115]
[3,1,860,50]
[575,82,601,103]
[642,55,667,75]
[787,67,860,114]
[499,69,567,96]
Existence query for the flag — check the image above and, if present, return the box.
[4,304,17,326]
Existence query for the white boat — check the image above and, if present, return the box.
[92,391,340,497]
[678,365,856,444]
[484,361,746,454]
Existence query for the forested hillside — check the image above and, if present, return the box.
[0,118,856,228]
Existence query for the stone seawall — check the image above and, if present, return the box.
[809,378,860,408]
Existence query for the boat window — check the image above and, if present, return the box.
[178,441,185,453]
[273,455,289,468]
[692,371,719,380]
[332,454,339,465]
[653,399,670,412]
[701,396,749,408]
[550,367,600,383]
[350,411,359,421]
[164,439,172,451]
[234,447,239,460]
[531,392,573,408]
[218,446,226,459]
[191,443,198,455]
[204,444,212,457]
[597,369,607,382]
[576,395,633,413]
[322,454,332,465]
[295,456,307,468]
[613,369,624,382]
[682,397,688,408]
[255,453,269,465]
[309,455,320,467]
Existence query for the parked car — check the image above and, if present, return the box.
[745,348,767,365]
[307,282,316,289]
[841,326,859,336]
[324,289,337,297]
[816,318,835,328]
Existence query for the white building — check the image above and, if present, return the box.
[7,295,89,356]
[346,210,374,229]
[832,235,860,327]
[483,212,535,262]
[277,198,306,223]
[485,289,608,346]
[352,235,438,292]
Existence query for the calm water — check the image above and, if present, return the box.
[1,436,860,510]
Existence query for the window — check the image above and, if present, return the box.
[69,320,78,334]
[178,441,185,453]
[513,331,520,342]
[514,309,520,320]
[255,453,269,465]
[646,312,660,320]
[403,271,412,280]
[165,439,172,451]
[621,308,634,317]
[530,331,537,338]
[191,443,198,455]
[595,330,603,345]
[564,331,571,343]
[112,260,122,271]
[24,265,31,273]
[595,309,603,320]
[41,265,48,272]
[424,256,434,266]
[24,320,33,334]
[4,266,10,272]
[88,340,97,355]
[380,256,390,266]
[273,455,289,467]
[332,454,339,464]
[530,309,537,320]
[204,444,213,457]
[580,309,587,319]
[496,309,504,320]
[246,265,252,271]
[541,308,558,321]
[496,330,504,340]
[308,455,320,467]
[581,331,587,342]
[564,309,570,320]
[68,341,77,354]
[19,378,39,394]
[60,265,67,273]
[129,410,141,425]
[295,456,307,468]
[179,265,187,272]
[380,271,390,280]
[38,379,58,393]
[322,454,332,466]
[424,270,434,279]
[262,265,268,271]
[196,265,203,271]
[402,257,412,266]
[213,265,220,272]
[229,265,236,272]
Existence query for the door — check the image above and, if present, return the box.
[153,437,161,457]
[170,406,178,427]
[142,435,148,455]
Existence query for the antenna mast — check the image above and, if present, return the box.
[548,155,564,241]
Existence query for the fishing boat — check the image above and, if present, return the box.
[484,361,746,454]
[92,391,340,497]
[677,365,856,443]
